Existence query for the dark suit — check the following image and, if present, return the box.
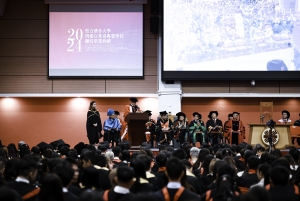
[156,119,174,144]
[156,188,201,201]
[206,119,223,145]
[155,170,168,189]
[268,186,299,201]
[236,170,259,188]
[5,181,39,201]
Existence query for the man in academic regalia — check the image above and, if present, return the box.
[223,114,233,144]
[86,101,102,145]
[173,112,188,145]
[189,112,206,146]
[278,110,292,123]
[120,97,142,141]
[224,112,246,145]
[206,111,223,145]
[144,110,156,147]
[155,158,200,201]
[294,114,300,126]
[156,111,173,145]
[5,160,40,201]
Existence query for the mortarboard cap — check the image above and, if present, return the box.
[159,111,168,116]
[208,111,218,118]
[129,97,138,103]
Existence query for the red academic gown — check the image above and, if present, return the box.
[121,105,141,140]
[224,119,246,145]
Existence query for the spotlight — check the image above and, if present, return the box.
[251,80,255,86]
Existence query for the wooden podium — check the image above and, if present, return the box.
[125,113,149,146]
[248,123,292,149]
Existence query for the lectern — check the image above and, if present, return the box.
[248,123,292,149]
[125,113,149,146]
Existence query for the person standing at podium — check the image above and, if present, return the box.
[224,112,245,145]
[206,111,223,145]
[278,110,292,123]
[86,101,102,145]
[156,111,173,145]
[120,97,142,141]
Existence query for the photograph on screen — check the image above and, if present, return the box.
[49,5,143,77]
[163,0,300,72]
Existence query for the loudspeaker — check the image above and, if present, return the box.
[151,0,159,15]
[150,17,159,34]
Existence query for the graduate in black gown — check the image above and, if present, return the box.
[206,111,223,145]
[86,101,102,145]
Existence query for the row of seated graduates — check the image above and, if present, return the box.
[0,140,300,201]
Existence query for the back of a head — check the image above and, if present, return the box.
[247,156,260,170]
[289,148,300,163]
[270,166,289,186]
[235,145,242,154]
[80,190,103,201]
[136,154,152,170]
[52,161,74,187]
[214,174,236,200]
[98,145,107,153]
[82,166,100,189]
[189,147,200,158]
[258,163,271,177]
[222,148,232,157]
[117,166,135,183]
[82,151,98,166]
[112,146,122,157]
[96,154,107,167]
[156,153,167,167]
[171,149,186,160]
[166,158,185,181]
[130,159,147,179]
[59,146,70,156]
[248,186,271,201]
[121,150,131,162]
[39,173,64,201]
[270,149,282,159]
[4,158,22,181]
[67,150,78,160]
[199,148,210,162]
[181,159,192,170]
[244,150,255,165]
[217,164,235,178]
[212,161,226,180]
[19,159,38,178]
[31,146,41,155]
[271,158,290,170]
[202,155,214,175]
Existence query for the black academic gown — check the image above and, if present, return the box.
[206,119,223,144]
[100,190,136,201]
[86,110,102,144]
[5,181,39,201]
[155,187,201,201]
[268,185,299,201]
[156,119,174,143]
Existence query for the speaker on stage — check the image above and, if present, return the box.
[150,17,159,34]
[151,0,159,15]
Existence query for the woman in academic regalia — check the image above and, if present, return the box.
[86,101,102,145]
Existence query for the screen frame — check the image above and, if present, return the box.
[161,1,300,81]
[48,4,144,79]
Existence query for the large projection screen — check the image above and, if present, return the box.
[162,0,300,80]
[49,5,143,78]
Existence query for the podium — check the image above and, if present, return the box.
[248,123,292,149]
[125,113,149,146]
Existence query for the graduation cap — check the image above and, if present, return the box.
[144,110,152,116]
[37,142,48,152]
[282,110,290,119]
[74,142,85,155]
[208,111,218,118]
[129,97,138,103]
[114,111,120,115]
[228,113,233,117]
[193,112,201,118]
[176,112,186,118]
[232,112,240,115]
[159,111,168,116]
[54,139,65,148]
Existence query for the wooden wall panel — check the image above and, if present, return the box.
[182,81,230,93]
[0,57,47,75]
[0,76,52,93]
[0,20,48,38]
[144,39,157,57]
[0,0,48,20]
[106,76,157,93]
[144,56,157,76]
[280,80,300,93]
[53,79,105,93]
[230,80,279,93]
[0,39,48,57]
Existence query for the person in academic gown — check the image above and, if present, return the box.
[278,110,292,123]
[156,111,174,145]
[173,112,189,145]
[86,101,102,145]
[206,111,223,145]
[120,97,142,141]
[223,114,233,144]
[223,112,245,145]
[103,109,121,148]
[189,112,206,146]
[144,110,157,147]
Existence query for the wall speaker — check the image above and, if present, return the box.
[151,0,159,15]
[150,17,159,34]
